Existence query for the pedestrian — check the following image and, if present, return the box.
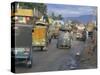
[86,30,88,40]
[75,52,81,68]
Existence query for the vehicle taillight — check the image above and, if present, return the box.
[15,16,18,21]
[25,48,30,52]
[26,17,30,21]
[25,48,30,51]
[14,16,18,23]
[14,26,18,30]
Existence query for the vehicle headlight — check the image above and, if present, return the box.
[24,48,30,55]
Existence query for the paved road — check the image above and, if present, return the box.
[15,38,86,73]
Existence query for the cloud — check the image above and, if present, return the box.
[48,8,81,17]
[47,4,97,17]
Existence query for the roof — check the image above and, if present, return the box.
[11,9,33,16]
[35,21,48,26]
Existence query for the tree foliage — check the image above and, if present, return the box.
[57,14,63,20]
[51,12,63,20]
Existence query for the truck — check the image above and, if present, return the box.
[76,24,86,41]
[11,2,33,68]
[86,22,95,38]
[32,22,48,51]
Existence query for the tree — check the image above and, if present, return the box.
[57,14,63,20]
[51,13,63,20]
[18,2,47,15]
[51,12,56,20]
[71,20,81,24]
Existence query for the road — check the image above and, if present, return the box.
[15,37,87,73]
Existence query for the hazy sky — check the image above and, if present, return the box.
[47,4,97,17]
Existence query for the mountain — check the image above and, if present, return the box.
[65,15,96,24]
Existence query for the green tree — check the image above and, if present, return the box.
[51,12,56,20]
[57,14,63,20]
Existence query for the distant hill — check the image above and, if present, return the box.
[65,15,96,24]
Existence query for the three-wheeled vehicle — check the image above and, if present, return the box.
[57,27,72,49]
[11,5,33,68]
[32,21,48,51]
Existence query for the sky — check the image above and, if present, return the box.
[47,4,97,18]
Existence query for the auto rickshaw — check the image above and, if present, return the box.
[11,2,33,68]
[32,21,48,51]
[57,27,72,49]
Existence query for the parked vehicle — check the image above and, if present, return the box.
[57,29,72,49]
[11,5,33,68]
[86,22,95,38]
[76,24,86,41]
[32,22,48,51]
[64,23,72,31]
